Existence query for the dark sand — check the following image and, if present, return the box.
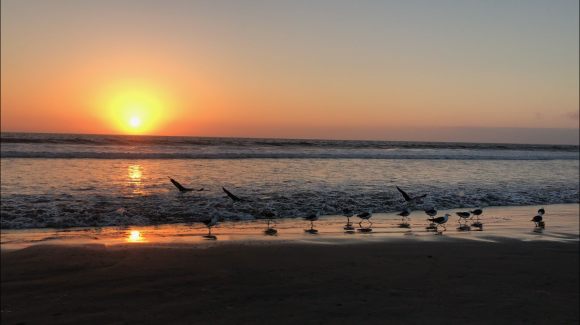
[2,239,578,325]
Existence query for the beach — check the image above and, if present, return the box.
[2,238,578,324]
[2,204,579,324]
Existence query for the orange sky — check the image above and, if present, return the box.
[1,1,578,142]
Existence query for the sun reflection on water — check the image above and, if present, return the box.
[126,230,148,243]
[127,165,144,195]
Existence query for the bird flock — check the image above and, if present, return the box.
[168,177,548,237]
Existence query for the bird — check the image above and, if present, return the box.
[428,213,450,230]
[397,209,412,222]
[538,207,545,216]
[470,207,483,220]
[342,208,354,224]
[168,177,203,193]
[396,186,427,205]
[531,214,543,227]
[456,211,472,224]
[357,209,373,226]
[263,209,279,228]
[222,187,246,202]
[201,215,218,235]
[303,211,321,228]
[424,207,437,217]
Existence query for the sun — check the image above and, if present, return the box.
[129,117,140,127]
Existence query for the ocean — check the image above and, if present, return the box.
[1,132,578,229]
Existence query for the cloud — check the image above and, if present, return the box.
[563,110,579,121]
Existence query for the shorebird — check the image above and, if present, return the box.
[303,211,321,228]
[538,207,545,216]
[531,214,543,227]
[201,215,218,235]
[470,207,483,220]
[168,177,203,193]
[342,208,354,224]
[397,208,412,222]
[264,209,279,228]
[456,211,472,224]
[222,187,248,202]
[357,209,373,226]
[396,186,427,205]
[428,213,450,230]
[424,207,437,217]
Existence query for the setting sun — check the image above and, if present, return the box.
[130,117,140,127]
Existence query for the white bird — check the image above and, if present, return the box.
[303,211,321,228]
[357,209,373,226]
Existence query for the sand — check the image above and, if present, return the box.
[1,238,578,325]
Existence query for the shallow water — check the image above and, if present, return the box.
[2,204,577,251]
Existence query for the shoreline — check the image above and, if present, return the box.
[2,203,578,252]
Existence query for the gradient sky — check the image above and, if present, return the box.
[1,0,579,144]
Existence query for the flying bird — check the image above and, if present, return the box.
[303,211,321,228]
[357,209,373,226]
[428,213,450,230]
[396,186,427,204]
[222,187,246,202]
[168,177,203,193]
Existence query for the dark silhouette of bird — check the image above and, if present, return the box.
[201,215,218,235]
[396,186,427,204]
[531,214,543,227]
[168,177,203,193]
[424,207,437,217]
[222,187,248,202]
[357,209,373,226]
[398,208,411,222]
[342,208,354,223]
[471,207,483,220]
[538,207,545,215]
[303,211,321,228]
[456,211,471,224]
[428,213,450,230]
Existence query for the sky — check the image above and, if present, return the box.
[1,0,579,144]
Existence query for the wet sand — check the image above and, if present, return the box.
[2,239,579,325]
[2,204,579,324]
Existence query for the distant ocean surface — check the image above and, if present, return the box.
[1,132,579,229]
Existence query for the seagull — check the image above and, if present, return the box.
[424,207,437,217]
[470,207,483,220]
[531,214,543,227]
[397,209,412,222]
[201,215,218,235]
[357,209,373,226]
[168,177,203,193]
[303,211,321,228]
[428,213,450,230]
[342,208,354,223]
[456,211,472,224]
[538,207,545,216]
[222,187,248,202]
[396,186,427,205]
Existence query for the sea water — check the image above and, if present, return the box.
[1,133,578,229]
